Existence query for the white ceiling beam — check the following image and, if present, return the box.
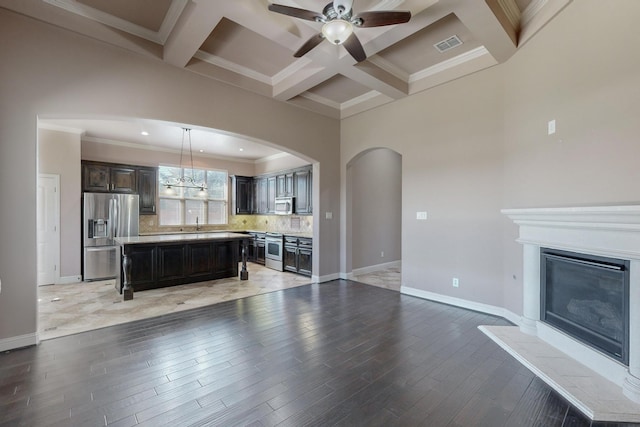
[163,0,225,67]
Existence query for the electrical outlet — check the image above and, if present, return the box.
[548,119,556,135]
[452,278,459,288]
[381,251,384,258]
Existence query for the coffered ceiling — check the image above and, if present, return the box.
[1,0,572,120]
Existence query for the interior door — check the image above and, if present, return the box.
[37,174,60,286]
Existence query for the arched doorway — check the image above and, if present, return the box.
[346,147,402,290]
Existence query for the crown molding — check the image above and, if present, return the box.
[409,46,489,84]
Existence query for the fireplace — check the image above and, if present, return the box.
[541,248,629,364]
[500,205,640,404]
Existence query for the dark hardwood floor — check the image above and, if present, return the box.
[1,280,637,426]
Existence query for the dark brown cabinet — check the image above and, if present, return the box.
[267,176,277,214]
[110,166,137,193]
[82,161,157,215]
[253,177,268,214]
[137,167,157,214]
[293,167,312,215]
[82,163,111,192]
[83,162,137,193]
[276,172,294,197]
[232,165,313,216]
[231,176,253,215]
[283,235,312,276]
[119,238,241,293]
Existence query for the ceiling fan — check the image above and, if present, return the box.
[268,0,411,62]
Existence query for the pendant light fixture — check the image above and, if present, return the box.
[163,128,207,196]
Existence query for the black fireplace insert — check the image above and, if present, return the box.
[540,248,629,364]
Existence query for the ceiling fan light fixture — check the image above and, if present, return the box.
[322,19,353,45]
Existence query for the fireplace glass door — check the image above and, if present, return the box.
[541,248,629,364]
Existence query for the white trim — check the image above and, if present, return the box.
[400,286,522,325]
[299,92,341,110]
[341,91,382,110]
[38,122,85,135]
[254,152,292,164]
[194,51,272,85]
[521,0,548,26]
[42,0,188,44]
[0,333,38,352]
[409,46,490,84]
[351,260,400,276]
[366,56,410,82]
[316,273,341,283]
[82,136,256,164]
[56,275,82,285]
[497,0,522,29]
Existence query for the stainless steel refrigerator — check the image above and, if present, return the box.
[83,192,139,281]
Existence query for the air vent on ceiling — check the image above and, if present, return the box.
[434,35,463,53]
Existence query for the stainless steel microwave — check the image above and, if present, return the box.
[274,197,294,215]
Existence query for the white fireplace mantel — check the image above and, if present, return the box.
[501,205,640,410]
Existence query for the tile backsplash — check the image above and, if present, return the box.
[139,214,312,234]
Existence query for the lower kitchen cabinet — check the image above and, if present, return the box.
[298,247,312,276]
[119,239,240,293]
[247,232,266,265]
[283,235,312,276]
[284,244,297,273]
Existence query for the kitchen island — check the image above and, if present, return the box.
[114,232,250,300]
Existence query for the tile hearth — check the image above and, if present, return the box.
[480,325,640,423]
[38,263,311,340]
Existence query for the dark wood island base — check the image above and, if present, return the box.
[115,233,250,300]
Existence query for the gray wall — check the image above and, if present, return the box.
[348,148,401,270]
[0,8,340,348]
[341,0,640,315]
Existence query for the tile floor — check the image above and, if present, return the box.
[353,266,401,291]
[39,264,402,341]
[38,263,312,340]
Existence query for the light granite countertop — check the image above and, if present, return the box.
[115,232,249,245]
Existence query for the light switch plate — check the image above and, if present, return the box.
[416,211,428,220]
[548,119,556,135]
[325,212,333,219]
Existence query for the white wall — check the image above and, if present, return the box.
[0,8,340,350]
[37,128,82,279]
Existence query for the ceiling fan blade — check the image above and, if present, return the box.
[352,11,411,27]
[268,4,324,22]
[294,33,325,57]
[343,32,366,62]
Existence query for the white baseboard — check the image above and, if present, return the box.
[56,275,82,285]
[400,286,522,326]
[315,273,341,283]
[0,333,38,352]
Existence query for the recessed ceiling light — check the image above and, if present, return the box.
[199,149,204,153]
[141,131,149,136]
[239,148,244,152]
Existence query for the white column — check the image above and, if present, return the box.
[520,243,540,335]
[624,259,640,403]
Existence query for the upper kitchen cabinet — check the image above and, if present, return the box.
[231,175,253,215]
[253,177,268,214]
[83,161,136,193]
[267,176,277,214]
[137,167,157,215]
[82,161,157,215]
[276,172,294,198]
[110,165,137,193]
[294,166,312,215]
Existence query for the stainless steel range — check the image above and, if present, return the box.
[265,232,284,271]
